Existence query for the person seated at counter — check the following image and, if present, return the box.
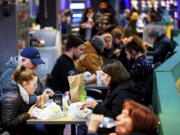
[125,36,154,106]
[47,34,84,94]
[76,35,104,74]
[102,33,115,61]
[87,99,159,135]
[147,30,174,65]
[81,59,140,134]
[0,65,52,135]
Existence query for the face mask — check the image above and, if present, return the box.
[87,15,93,18]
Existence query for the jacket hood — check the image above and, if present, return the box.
[6,56,19,68]
[2,79,19,92]
[83,41,97,53]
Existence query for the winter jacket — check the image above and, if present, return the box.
[92,80,139,135]
[148,34,174,64]
[93,80,139,119]
[130,56,154,84]
[76,41,103,74]
[0,57,18,93]
[0,80,31,135]
[129,56,154,106]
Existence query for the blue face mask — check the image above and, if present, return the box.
[87,15,93,18]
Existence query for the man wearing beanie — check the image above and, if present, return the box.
[148,30,174,64]
[47,34,84,94]
[76,35,104,74]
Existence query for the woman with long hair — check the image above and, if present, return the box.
[0,65,48,135]
[82,59,139,119]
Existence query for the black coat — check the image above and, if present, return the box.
[47,54,77,93]
[93,80,139,119]
[0,82,31,135]
[148,34,174,64]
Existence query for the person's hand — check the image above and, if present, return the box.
[144,42,153,48]
[109,133,118,135]
[87,114,104,132]
[36,94,48,108]
[81,99,98,109]
[123,37,133,45]
[43,89,54,97]
[113,49,121,57]
[28,104,36,118]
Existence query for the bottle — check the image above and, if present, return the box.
[53,93,62,107]
[62,92,71,111]
[99,117,116,128]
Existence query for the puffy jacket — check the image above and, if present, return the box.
[76,41,103,74]
[0,57,18,92]
[0,81,31,134]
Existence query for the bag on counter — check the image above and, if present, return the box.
[68,102,92,119]
[32,101,64,120]
[68,74,87,102]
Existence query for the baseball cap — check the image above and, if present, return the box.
[20,47,45,65]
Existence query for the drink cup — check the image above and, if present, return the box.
[96,70,103,86]
[99,117,116,128]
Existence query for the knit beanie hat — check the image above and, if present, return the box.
[91,35,104,51]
